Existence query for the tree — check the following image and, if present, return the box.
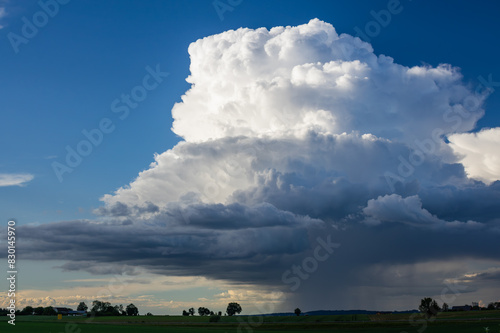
[118,304,126,316]
[42,306,57,316]
[34,307,44,315]
[126,303,139,316]
[91,300,102,313]
[92,300,113,315]
[226,302,242,316]
[188,308,195,316]
[209,314,221,322]
[294,308,301,316]
[77,302,88,312]
[182,310,189,316]
[419,298,441,318]
[21,306,34,315]
[146,312,153,316]
[198,307,211,316]
[112,305,123,316]
[90,300,127,316]
[442,303,449,312]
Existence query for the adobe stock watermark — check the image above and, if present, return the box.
[173,145,258,226]
[385,73,499,192]
[236,291,284,333]
[51,64,169,182]
[7,0,71,54]
[402,280,468,333]
[237,232,339,333]
[213,0,242,21]
[353,0,411,43]
[202,146,256,200]
[282,234,340,292]
[6,220,17,326]
[337,0,413,61]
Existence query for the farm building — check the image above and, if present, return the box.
[451,305,472,311]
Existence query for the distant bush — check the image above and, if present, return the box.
[209,314,221,322]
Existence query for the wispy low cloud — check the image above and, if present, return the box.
[0,7,6,29]
[452,267,500,284]
[44,155,58,160]
[0,173,34,187]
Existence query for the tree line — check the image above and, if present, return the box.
[419,297,500,318]
[0,306,58,316]
[181,302,242,322]
[0,301,139,317]
[89,301,139,316]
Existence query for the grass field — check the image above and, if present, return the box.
[2,311,499,332]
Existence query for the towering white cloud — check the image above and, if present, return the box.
[448,127,500,184]
[103,18,486,209]
[170,18,485,143]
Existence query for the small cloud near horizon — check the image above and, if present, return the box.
[0,173,34,187]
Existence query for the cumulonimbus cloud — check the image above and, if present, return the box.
[6,19,500,311]
[102,19,491,210]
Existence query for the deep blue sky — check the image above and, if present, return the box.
[1,0,499,222]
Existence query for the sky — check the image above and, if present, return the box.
[1,0,500,315]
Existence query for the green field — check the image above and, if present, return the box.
[2,311,500,333]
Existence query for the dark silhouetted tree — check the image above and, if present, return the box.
[188,307,195,316]
[34,307,44,315]
[442,303,449,312]
[198,307,211,316]
[226,302,242,316]
[126,303,139,316]
[77,302,88,312]
[294,308,301,316]
[112,305,123,316]
[93,300,115,315]
[419,298,440,318]
[42,306,57,316]
[209,314,221,322]
[21,306,34,315]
